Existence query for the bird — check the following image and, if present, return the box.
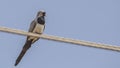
[14,10,46,66]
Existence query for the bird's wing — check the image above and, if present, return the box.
[26,20,36,40]
[28,20,36,32]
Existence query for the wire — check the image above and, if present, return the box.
[0,26,120,52]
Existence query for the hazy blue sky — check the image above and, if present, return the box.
[0,0,120,68]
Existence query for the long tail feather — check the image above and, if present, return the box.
[15,40,32,66]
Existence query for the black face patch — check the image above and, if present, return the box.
[37,17,45,25]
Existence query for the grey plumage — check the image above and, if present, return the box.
[15,10,46,66]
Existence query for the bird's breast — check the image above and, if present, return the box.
[33,23,44,34]
[28,23,44,41]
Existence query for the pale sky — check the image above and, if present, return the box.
[0,0,120,68]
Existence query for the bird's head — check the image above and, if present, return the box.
[37,10,46,17]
